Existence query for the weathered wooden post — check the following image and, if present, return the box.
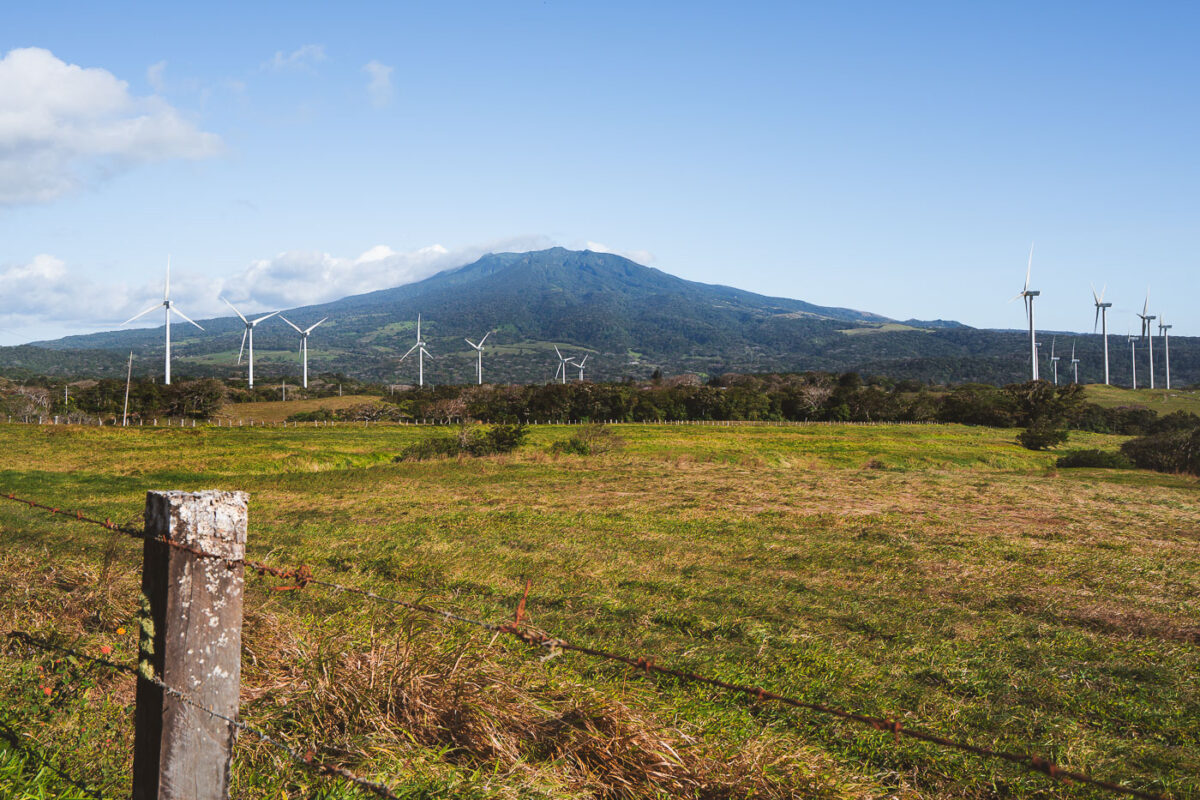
[133,490,248,800]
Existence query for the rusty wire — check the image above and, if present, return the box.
[0,490,1174,800]
[0,490,310,590]
[4,631,400,800]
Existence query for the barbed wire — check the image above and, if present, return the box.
[0,490,1174,800]
[0,491,313,590]
[4,631,400,800]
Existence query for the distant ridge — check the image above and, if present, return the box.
[2,248,1196,386]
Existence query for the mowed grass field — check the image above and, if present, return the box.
[0,421,1197,799]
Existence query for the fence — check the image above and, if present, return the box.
[3,414,938,428]
[0,490,1171,800]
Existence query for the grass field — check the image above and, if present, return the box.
[1082,384,1200,415]
[0,421,1196,799]
[214,394,383,422]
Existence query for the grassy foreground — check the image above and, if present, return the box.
[0,421,1197,799]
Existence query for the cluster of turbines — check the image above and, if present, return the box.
[1013,245,1174,390]
[122,261,591,388]
[398,314,589,387]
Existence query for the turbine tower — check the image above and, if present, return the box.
[399,314,433,386]
[280,316,327,389]
[1127,332,1137,390]
[1159,318,1172,390]
[123,257,204,385]
[1092,284,1112,385]
[1137,290,1156,389]
[222,298,279,389]
[1049,337,1060,386]
[575,354,589,381]
[464,331,492,385]
[553,346,574,384]
[1069,340,1080,384]
[1010,244,1039,381]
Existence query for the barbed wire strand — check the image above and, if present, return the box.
[0,490,1173,800]
[4,631,399,800]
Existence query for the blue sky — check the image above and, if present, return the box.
[1,1,1196,343]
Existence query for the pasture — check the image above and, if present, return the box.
[0,420,1196,799]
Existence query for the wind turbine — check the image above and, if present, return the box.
[222,298,279,389]
[1069,340,1080,384]
[464,331,492,385]
[1159,318,1172,390]
[1127,331,1137,390]
[1049,336,1060,386]
[122,257,203,385]
[574,354,589,381]
[1092,284,1112,385]
[399,314,433,386]
[553,346,574,384]
[1137,290,1156,389]
[279,316,327,389]
[1010,244,1039,381]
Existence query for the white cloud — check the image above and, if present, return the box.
[266,44,327,72]
[362,60,394,108]
[0,47,221,206]
[0,236,555,338]
[146,60,167,93]
[584,241,655,265]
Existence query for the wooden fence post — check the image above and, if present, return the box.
[133,490,248,800]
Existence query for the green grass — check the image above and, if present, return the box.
[1083,383,1200,415]
[0,421,1196,798]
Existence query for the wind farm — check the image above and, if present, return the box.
[1,6,1198,800]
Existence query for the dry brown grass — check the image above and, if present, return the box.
[240,612,866,799]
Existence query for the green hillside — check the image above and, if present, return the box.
[2,248,1197,386]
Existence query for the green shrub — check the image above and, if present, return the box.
[1055,449,1133,469]
[550,424,624,456]
[1017,420,1068,451]
[287,407,335,422]
[395,424,528,461]
[1120,428,1200,476]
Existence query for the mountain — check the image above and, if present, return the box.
[3,248,1196,386]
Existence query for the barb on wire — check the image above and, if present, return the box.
[5,631,400,800]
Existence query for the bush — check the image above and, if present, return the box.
[1055,449,1133,469]
[395,424,528,461]
[287,407,336,422]
[550,424,624,456]
[1017,421,1068,450]
[1120,428,1200,476]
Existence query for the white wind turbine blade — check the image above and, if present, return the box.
[399,342,419,361]
[304,318,327,334]
[465,338,479,349]
[577,354,588,366]
[251,310,280,325]
[420,348,434,360]
[221,297,249,324]
[554,362,562,380]
[554,345,563,360]
[164,255,171,300]
[279,316,304,334]
[1050,336,1056,359]
[478,331,492,347]
[416,314,421,342]
[169,305,204,330]
[237,329,248,364]
[1024,242,1033,291]
[123,302,163,325]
